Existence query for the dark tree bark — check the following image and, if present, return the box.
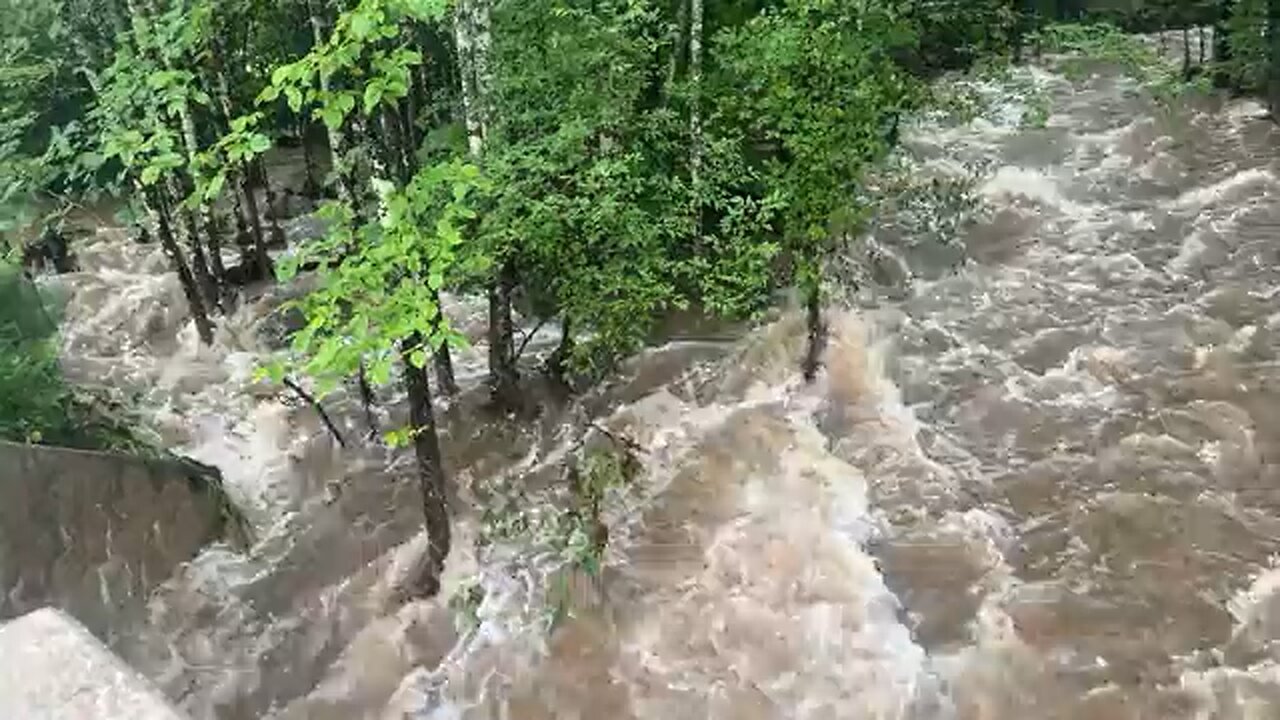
[545,315,574,389]
[183,209,221,313]
[1214,0,1235,88]
[239,175,275,281]
[487,259,520,410]
[299,120,324,198]
[801,279,825,384]
[431,289,459,397]
[400,335,451,598]
[282,377,347,448]
[357,363,380,439]
[145,185,215,345]
[202,208,227,286]
[1271,0,1280,119]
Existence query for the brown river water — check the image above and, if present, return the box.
[40,53,1280,719]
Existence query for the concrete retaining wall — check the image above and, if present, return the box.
[0,441,241,644]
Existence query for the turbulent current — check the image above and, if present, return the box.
[44,55,1280,719]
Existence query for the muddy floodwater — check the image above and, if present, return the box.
[43,56,1280,719]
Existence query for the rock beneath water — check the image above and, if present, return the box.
[0,608,187,719]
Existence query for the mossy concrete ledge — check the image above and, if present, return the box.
[0,608,188,719]
[0,440,248,645]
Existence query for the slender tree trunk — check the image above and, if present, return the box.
[254,159,288,248]
[203,208,227,285]
[432,292,459,396]
[400,336,451,598]
[455,0,511,407]
[1183,26,1193,80]
[239,175,274,281]
[206,29,274,279]
[144,185,215,345]
[178,189,221,312]
[453,0,485,157]
[300,120,323,198]
[666,0,689,92]
[1270,0,1280,119]
[487,260,519,409]
[546,315,574,388]
[357,363,380,439]
[801,277,825,383]
[1214,0,1236,88]
[689,0,704,242]
[307,0,361,210]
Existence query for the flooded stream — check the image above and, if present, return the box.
[43,54,1280,719]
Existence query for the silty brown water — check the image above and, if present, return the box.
[41,54,1280,719]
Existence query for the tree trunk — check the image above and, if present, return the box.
[689,0,704,242]
[357,363,380,440]
[801,277,824,383]
[432,289,459,397]
[206,28,274,278]
[546,315,574,388]
[203,208,227,285]
[454,0,484,157]
[300,120,323,198]
[307,0,361,210]
[239,175,275,281]
[254,159,289,248]
[400,335,451,598]
[180,198,221,312]
[1214,0,1236,88]
[487,260,519,410]
[144,185,215,345]
[1182,26,1193,80]
[1271,0,1280,119]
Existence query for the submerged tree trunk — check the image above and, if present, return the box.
[432,288,459,397]
[144,185,215,345]
[801,277,825,383]
[299,120,323,198]
[487,260,519,410]
[254,159,289,248]
[239,176,275,281]
[180,199,221,313]
[203,208,227,286]
[546,315,574,388]
[357,363,380,439]
[400,336,451,598]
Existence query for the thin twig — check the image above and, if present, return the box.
[587,421,645,456]
[282,376,348,448]
[514,316,551,362]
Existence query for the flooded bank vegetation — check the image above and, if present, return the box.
[3,0,1280,600]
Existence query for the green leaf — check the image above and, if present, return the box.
[285,86,304,113]
[206,171,226,200]
[140,165,161,185]
[362,82,384,115]
[248,133,272,154]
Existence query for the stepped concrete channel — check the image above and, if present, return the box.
[0,441,243,718]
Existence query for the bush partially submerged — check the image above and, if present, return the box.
[0,264,156,452]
